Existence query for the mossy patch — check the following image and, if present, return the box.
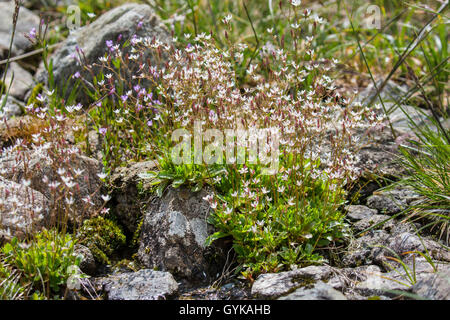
[76,216,126,265]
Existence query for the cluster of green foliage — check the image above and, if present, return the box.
[76,216,126,265]
[10,0,445,286]
[139,152,227,197]
[397,117,450,242]
[0,259,26,300]
[0,230,81,299]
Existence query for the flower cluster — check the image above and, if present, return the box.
[80,1,386,275]
[0,90,107,238]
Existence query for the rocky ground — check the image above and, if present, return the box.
[0,2,448,300]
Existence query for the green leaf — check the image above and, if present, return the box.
[205,231,229,246]
[191,182,203,192]
[157,172,176,180]
[156,181,169,197]
[171,178,186,188]
[138,171,158,179]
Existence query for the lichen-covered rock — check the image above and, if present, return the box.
[251,266,333,299]
[327,265,382,293]
[352,214,392,233]
[97,269,179,300]
[0,2,40,57]
[278,281,347,300]
[137,186,228,282]
[1,62,34,100]
[0,150,104,217]
[37,3,171,103]
[342,230,391,268]
[110,160,157,233]
[0,176,49,240]
[385,232,450,263]
[355,259,448,298]
[0,95,23,120]
[366,186,421,215]
[74,244,96,275]
[409,268,450,300]
[356,79,409,106]
[345,205,378,222]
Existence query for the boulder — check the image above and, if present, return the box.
[137,186,228,282]
[37,3,171,103]
[366,186,421,215]
[345,205,378,222]
[110,160,157,233]
[0,94,23,120]
[327,265,382,292]
[352,214,392,233]
[96,269,179,300]
[0,149,104,221]
[0,175,49,240]
[0,2,40,57]
[356,79,409,106]
[251,265,333,299]
[356,259,448,298]
[278,281,347,300]
[409,268,450,300]
[342,230,391,268]
[1,62,34,100]
[74,244,96,275]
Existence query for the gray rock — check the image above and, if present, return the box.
[0,2,40,57]
[0,94,23,119]
[345,205,378,222]
[110,160,157,233]
[342,230,391,267]
[356,259,448,298]
[352,214,392,233]
[74,244,96,275]
[367,187,420,215]
[409,268,450,300]
[278,281,347,300]
[385,232,450,263]
[37,3,171,103]
[0,175,49,240]
[0,150,104,222]
[356,79,409,106]
[353,130,406,177]
[251,265,333,299]
[137,186,227,282]
[388,104,432,135]
[355,270,408,297]
[327,265,382,292]
[1,62,34,100]
[98,269,178,300]
[386,232,425,256]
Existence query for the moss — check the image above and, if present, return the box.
[26,83,44,109]
[76,216,126,265]
[131,216,144,246]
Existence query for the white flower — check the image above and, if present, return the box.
[74,168,84,176]
[291,0,301,6]
[97,172,108,180]
[101,194,111,202]
[21,179,31,187]
[223,14,232,24]
[65,197,75,206]
[87,12,96,18]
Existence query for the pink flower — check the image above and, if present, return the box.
[29,27,36,39]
